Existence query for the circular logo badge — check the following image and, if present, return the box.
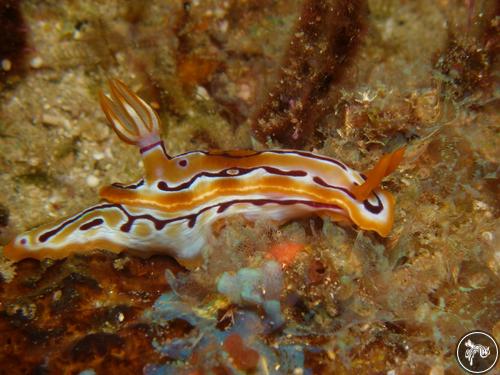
[456,331,499,374]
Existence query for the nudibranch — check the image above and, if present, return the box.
[4,79,404,268]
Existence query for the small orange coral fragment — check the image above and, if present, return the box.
[351,147,405,201]
[267,241,305,266]
[223,333,259,371]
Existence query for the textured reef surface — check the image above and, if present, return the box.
[0,0,498,374]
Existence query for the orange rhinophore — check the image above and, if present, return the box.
[4,79,404,267]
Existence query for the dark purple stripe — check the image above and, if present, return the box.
[38,183,379,244]
[174,150,259,158]
[160,142,171,159]
[363,194,383,214]
[271,150,348,171]
[120,198,344,231]
[313,176,356,199]
[38,194,350,244]
[139,140,163,154]
[79,218,104,231]
[173,149,348,171]
[356,172,383,214]
[157,166,307,192]
[112,179,144,190]
[216,198,341,214]
[139,140,171,159]
[39,203,119,243]
[313,176,383,214]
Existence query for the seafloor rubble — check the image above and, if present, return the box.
[0,0,498,374]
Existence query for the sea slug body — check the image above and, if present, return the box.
[4,80,404,268]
